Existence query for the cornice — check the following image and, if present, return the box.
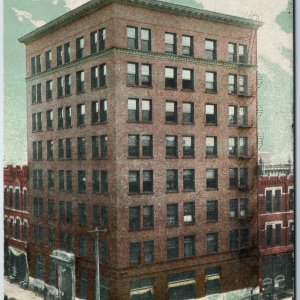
[19,0,263,45]
[26,48,258,82]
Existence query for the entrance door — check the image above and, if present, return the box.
[60,266,73,300]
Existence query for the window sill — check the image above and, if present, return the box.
[57,95,64,99]
[127,157,153,160]
[182,122,195,125]
[46,98,53,101]
[32,101,42,105]
[142,192,154,195]
[76,91,85,95]
[47,158,54,161]
[238,94,251,98]
[182,156,195,159]
[228,124,238,127]
[65,126,72,129]
[205,123,218,126]
[183,222,195,226]
[205,90,218,94]
[92,157,108,160]
[166,224,179,228]
[182,189,195,192]
[128,193,141,196]
[165,190,179,193]
[164,87,178,91]
[77,124,86,128]
[165,156,178,159]
[206,188,218,191]
[165,122,178,125]
[181,89,195,92]
[91,85,107,91]
[207,220,219,223]
[65,93,72,97]
[206,155,218,159]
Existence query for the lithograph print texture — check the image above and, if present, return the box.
[3,0,294,299]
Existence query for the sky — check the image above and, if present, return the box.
[3,0,293,165]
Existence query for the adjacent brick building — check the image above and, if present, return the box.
[19,0,263,299]
[258,159,294,298]
[4,165,29,283]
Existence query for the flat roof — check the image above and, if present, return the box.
[19,0,263,44]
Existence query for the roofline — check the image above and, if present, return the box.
[19,0,263,44]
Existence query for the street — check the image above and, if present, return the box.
[4,278,42,300]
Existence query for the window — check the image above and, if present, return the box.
[46,110,53,130]
[32,83,42,103]
[144,240,154,263]
[127,26,138,49]
[4,189,7,207]
[92,136,107,159]
[238,44,248,64]
[90,31,98,54]
[289,222,294,243]
[141,28,151,51]
[142,99,152,122]
[130,242,141,264]
[184,202,195,224]
[239,75,248,95]
[23,222,28,241]
[66,170,72,192]
[45,50,52,70]
[167,204,178,226]
[274,190,281,212]
[239,137,248,157]
[77,104,86,126]
[32,141,42,160]
[15,189,20,210]
[100,135,108,158]
[229,168,238,188]
[33,197,44,217]
[240,228,249,249]
[228,43,237,62]
[78,170,86,192]
[79,203,87,226]
[240,198,248,217]
[207,200,218,221]
[57,77,64,97]
[31,55,41,75]
[182,35,193,56]
[229,137,237,156]
[143,205,154,228]
[167,237,179,259]
[142,170,153,193]
[239,106,248,127]
[48,199,55,219]
[206,104,217,124]
[205,39,216,60]
[127,63,138,85]
[168,271,196,300]
[92,170,108,194]
[64,42,71,63]
[79,236,87,256]
[207,233,218,253]
[228,74,237,94]
[91,29,106,53]
[182,69,194,90]
[166,170,178,192]
[76,70,85,93]
[59,170,64,191]
[99,28,106,50]
[165,101,177,122]
[230,230,239,251]
[183,169,195,191]
[184,235,195,257]
[266,190,273,213]
[91,66,98,89]
[32,169,43,188]
[65,106,72,127]
[141,64,151,86]
[206,136,217,156]
[165,67,177,88]
[47,140,54,160]
[128,135,139,157]
[183,136,194,157]
[57,46,63,66]
[239,168,248,188]
[66,138,72,159]
[64,74,71,95]
[76,37,84,59]
[289,189,294,211]
[77,137,86,159]
[93,205,108,229]
[165,32,176,54]
[166,136,177,157]
[100,63,107,87]
[46,80,53,100]
[206,168,218,189]
[229,106,237,125]
[129,171,140,194]
[58,108,64,129]
[58,139,64,160]
[48,170,54,190]
[182,102,194,124]
[129,206,140,230]
[91,99,107,123]
[128,99,139,122]
[205,72,217,92]
[142,135,152,157]
[266,224,273,247]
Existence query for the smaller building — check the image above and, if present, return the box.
[257,159,294,299]
[4,165,30,284]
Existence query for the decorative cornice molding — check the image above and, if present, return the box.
[19,0,263,44]
[26,47,257,82]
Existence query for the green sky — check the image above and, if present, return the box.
[3,0,293,165]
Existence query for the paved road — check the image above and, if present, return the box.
[4,278,43,300]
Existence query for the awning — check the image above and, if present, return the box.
[130,287,154,296]
[8,246,26,257]
[168,279,196,288]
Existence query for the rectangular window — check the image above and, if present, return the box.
[58,139,64,160]
[77,104,86,126]
[128,99,139,122]
[228,43,237,62]
[100,99,107,122]
[141,28,151,51]
[91,101,99,124]
[266,190,273,213]
[183,136,194,157]
[100,63,106,87]
[166,170,178,192]
[59,170,64,191]
[65,106,72,128]
[229,105,237,125]
[274,190,281,212]
[266,224,273,247]
[129,171,140,194]
[166,135,177,157]
[66,202,73,223]
[90,31,98,54]
[229,137,238,156]
[206,104,217,124]
[46,80,53,100]
[47,140,54,160]
[239,106,248,127]
[130,242,141,264]
[32,113,37,131]
[165,101,177,123]
[141,64,151,86]
[182,102,194,124]
[184,202,195,224]
[32,85,37,103]
[206,168,218,189]
[228,74,237,94]
[58,108,64,129]
[240,228,249,249]
[48,170,54,190]
[66,170,72,192]
[127,63,138,85]
[206,136,217,156]
[129,206,140,230]
[37,112,43,131]
[142,135,152,157]
[76,70,85,93]
[101,170,109,193]
[230,230,239,251]
[57,46,63,66]
[46,110,53,130]
[183,169,195,191]
[239,75,248,95]
[31,56,36,75]
[143,205,154,228]
[167,204,178,226]
[165,33,176,54]
[205,71,217,92]
[59,201,65,222]
[128,135,139,157]
[239,137,248,157]
[64,42,71,63]
[79,203,87,226]
[207,200,218,221]
[66,138,72,159]
[182,69,194,90]
[240,198,248,217]
[100,135,108,158]
[184,235,195,257]
[91,66,98,89]
[142,99,152,122]
[207,233,218,253]
[65,74,71,95]
[78,170,86,192]
[57,77,64,97]
[76,37,84,59]
[143,170,153,193]
[99,28,106,50]
[229,168,238,188]
[205,39,217,60]
[165,67,177,88]
[77,137,86,159]
[79,236,87,256]
[238,44,248,64]
[144,240,154,263]
[167,237,179,259]
[240,168,248,188]
[48,200,55,219]
[182,35,193,56]
[92,136,100,159]
[45,50,52,70]
[127,27,138,49]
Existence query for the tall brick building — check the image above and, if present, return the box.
[4,165,29,283]
[19,0,262,299]
[257,159,294,298]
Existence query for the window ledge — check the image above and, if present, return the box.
[206,155,218,159]
[165,156,178,159]
[207,220,219,223]
[92,157,108,160]
[76,91,85,95]
[46,98,53,101]
[206,188,218,191]
[182,122,195,125]
[205,90,218,94]
[165,122,178,125]
[78,158,86,160]
[65,93,72,97]
[128,193,141,196]
[165,190,179,193]
[182,189,195,193]
[77,124,86,128]
[228,155,238,158]
[228,186,238,190]
[205,123,218,126]
[166,224,179,228]
[57,95,64,99]
[140,85,153,89]
[65,126,72,129]
[182,156,195,159]
[77,191,87,194]
[181,89,195,92]
[47,158,54,161]
[183,222,195,226]
[238,94,251,98]
[164,87,178,91]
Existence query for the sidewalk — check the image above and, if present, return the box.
[4,278,43,300]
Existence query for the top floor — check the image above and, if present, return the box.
[4,165,29,189]
[20,0,262,78]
